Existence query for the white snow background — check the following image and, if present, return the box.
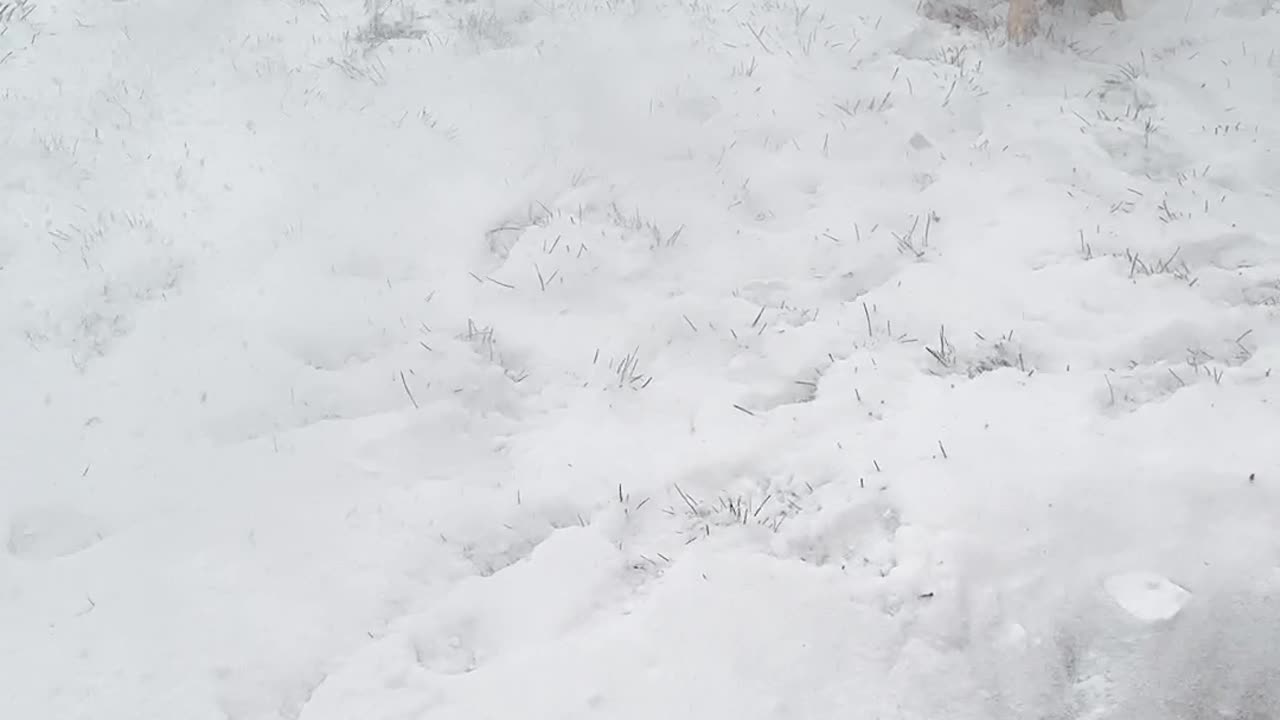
[3,0,1280,717]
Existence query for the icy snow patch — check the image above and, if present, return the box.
[1104,571,1192,623]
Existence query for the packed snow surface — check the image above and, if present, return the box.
[3,0,1280,718]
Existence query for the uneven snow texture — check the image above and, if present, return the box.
[3,0,1280,718]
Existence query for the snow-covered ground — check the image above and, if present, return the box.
[4,0,1280,717]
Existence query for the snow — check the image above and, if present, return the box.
[1103,571,1190,622]
[3,0,1280,718]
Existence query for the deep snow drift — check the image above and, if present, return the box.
[3,0,1280,717]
